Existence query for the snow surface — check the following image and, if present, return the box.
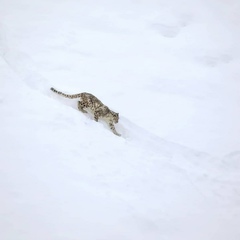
[0,0,240,239]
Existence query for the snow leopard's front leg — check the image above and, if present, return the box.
[109,122,121,136]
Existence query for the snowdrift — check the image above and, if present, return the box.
[1,0,240,239]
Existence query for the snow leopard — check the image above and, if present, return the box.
[50,87,121,136]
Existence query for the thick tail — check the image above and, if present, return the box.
[50,87,81,99]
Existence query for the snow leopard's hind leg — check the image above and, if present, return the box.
[78,101,87,113]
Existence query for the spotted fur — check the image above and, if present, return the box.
[50,87,120,136]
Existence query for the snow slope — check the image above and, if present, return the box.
[1,0,240,239]
[1,55,240,240]
[1,0,240,156]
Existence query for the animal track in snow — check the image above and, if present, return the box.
[223,151,240,169]
[196,54,233,67]
[150,14,192,38]
[151,23,180,38]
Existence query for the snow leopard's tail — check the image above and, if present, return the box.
[50,87,82,99]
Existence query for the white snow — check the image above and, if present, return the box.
[0,0,240,239]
